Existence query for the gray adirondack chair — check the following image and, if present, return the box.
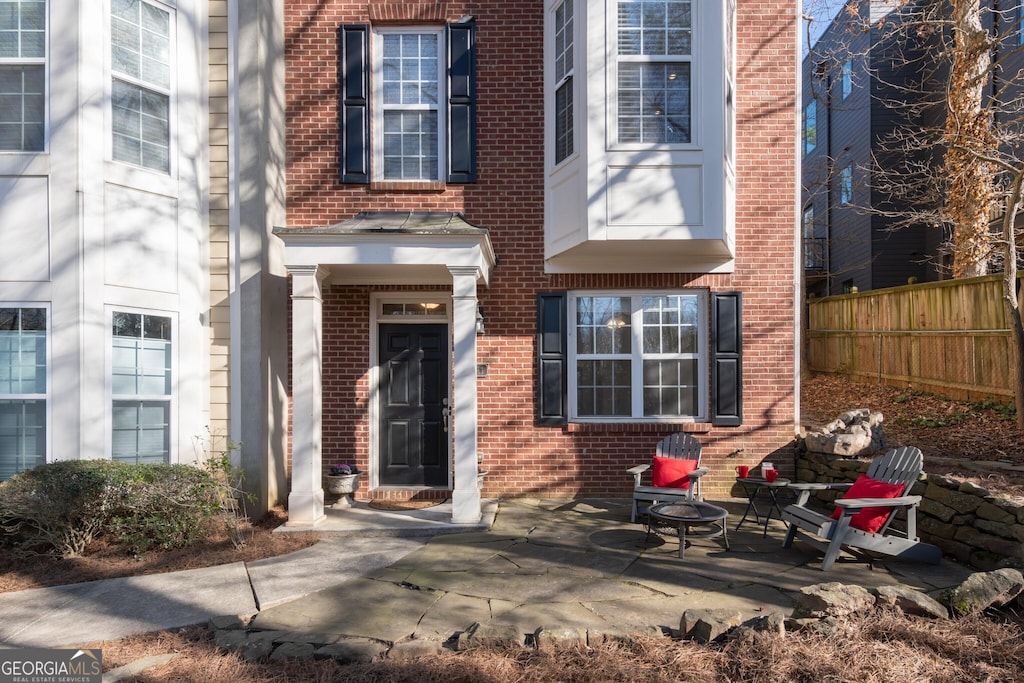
[781,446,942,571]
[627,433,707,523]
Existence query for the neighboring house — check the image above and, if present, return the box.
[801,0,947,298]
[0,0,210,481]
[802,0,1024,298]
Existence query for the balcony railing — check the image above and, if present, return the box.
[803,237,827,271]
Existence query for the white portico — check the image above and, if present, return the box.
[274,213,496,527]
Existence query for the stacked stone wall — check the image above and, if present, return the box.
[796,449,1024,570]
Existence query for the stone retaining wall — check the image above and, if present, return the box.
[795,448,1024,571]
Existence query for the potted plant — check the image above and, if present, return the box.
[325,464,361,508]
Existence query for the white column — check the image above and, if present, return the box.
[449,266,481,524]
[286,264,329,526]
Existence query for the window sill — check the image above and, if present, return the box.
[369,180,447,193]
[565,422,711,434]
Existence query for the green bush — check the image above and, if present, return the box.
[0,460,226,557]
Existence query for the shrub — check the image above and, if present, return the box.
[0,460,226,557]
[0,460,128,557]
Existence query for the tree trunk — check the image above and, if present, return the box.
[1000,177,1024,430]
[943,0,996,278]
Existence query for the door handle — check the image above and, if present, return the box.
[441,398,450,432]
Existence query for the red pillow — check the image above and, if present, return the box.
[830,474,906,533]
[651,456,698,488]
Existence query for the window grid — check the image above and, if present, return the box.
[0,0,45,151]
[111,311,172,465]
[111,0,171,172]
[571,293,705,420]
[379,31,441,180]
[553,0,573,163]
[0,306,47,480]
[616,0,692,144]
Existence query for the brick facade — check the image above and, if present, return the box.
[284,0,798,499]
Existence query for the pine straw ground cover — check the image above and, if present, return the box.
[89,610,1024,683]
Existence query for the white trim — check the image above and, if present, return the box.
[371,26,447,181]
[606,0,698,149]
[0,303,51,472]
[567,289,709,422]
[227,0,241,448]
[368,292,453,492]
[106,0,177,177]
[104,306,177,464]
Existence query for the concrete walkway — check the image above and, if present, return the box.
[0,498,974,650]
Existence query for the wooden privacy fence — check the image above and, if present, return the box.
[806,274,1024,401]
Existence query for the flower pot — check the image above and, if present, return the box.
[325,473,361,508]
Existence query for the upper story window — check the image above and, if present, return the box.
[339,22,476,184]
[616,0,692,144]
[803,100,816,156]
[840,165,852,204]
[553,0,574,163]
[840,59,851,99]
[0,0,45,151]
[111,0,171,173]
[0,306,47,480]
[375,29,443,180]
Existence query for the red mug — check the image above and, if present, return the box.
[766,469,779,482]
[736,465,749,478]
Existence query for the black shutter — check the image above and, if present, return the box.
[711,292,743,427]
[537,292,567,426]
[447,20,477,183]
[338,25,370,184]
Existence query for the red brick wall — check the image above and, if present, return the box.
[285,0,798,498]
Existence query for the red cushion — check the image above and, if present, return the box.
[651,456,698,488]
[830,474,906,533]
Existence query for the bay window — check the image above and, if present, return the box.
[616,0,692,144]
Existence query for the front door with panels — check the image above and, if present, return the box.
[378,324,450,486]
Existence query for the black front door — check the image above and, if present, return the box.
[378,324,449,486]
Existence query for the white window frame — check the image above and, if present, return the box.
[567,290,708,422]
[610,0,696,148]
[552,0,575,165]
[109,0,175,174]
[371,26,446,181]
[0,303,50,479]
[0,0,47,152]
[107,307,176,464]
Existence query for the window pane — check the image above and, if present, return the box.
[618,63,690,143]
[111,79,169,172]
[618,0,691,56]
[112,400,169,464]
[379,30,441,180]
[576,360,631,417]
[112,0,170,90]
[0,399,45,480]
[555,78,573,163]
[0,65,43,151]
[381,110,437,180]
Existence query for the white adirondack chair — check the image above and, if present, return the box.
[781,446,942,571]
[627,433,707,523]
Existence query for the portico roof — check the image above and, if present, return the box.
[273,211,496,286]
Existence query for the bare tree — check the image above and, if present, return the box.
[805,0,1024,426]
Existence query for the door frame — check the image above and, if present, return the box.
[368,292,452,491]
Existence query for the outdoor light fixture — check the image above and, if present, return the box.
[476,306,485,334]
